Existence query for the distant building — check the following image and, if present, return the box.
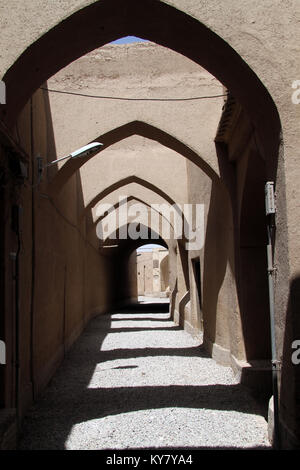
[136,247,169,297]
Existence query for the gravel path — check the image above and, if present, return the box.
[19,300,271,450]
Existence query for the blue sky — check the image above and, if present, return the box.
[137,244,166,252]
[110,36,148,44]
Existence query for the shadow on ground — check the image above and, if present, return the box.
[18,301,270,450]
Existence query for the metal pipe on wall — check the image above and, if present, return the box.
[265,181,281,449]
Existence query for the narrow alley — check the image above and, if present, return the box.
[18,299,270,450]
[1,1,300,450]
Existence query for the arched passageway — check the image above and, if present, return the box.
[49,120,219,195]
[18,289,271,450]
[1,0,296,451]
[2,0,281,168]
[90,195,175,235]
[81,175,186,221]
[99,222,171,308]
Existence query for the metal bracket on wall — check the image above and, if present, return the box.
[268,265,278,277]
[271,359,282,372]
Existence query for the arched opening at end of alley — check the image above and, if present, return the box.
[0,0,299,451]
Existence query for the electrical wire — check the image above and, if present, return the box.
[40,87,227,102]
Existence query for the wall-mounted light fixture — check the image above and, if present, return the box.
[37,141,103,182]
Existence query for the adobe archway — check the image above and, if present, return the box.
[2,0,281,173]
[85,181,188,316]
[91,195,176,237]
[49,120,219,196]
[0,0,289,445]
[103,222,170,308]
[81,175,186,223]
[2,0,282,367]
